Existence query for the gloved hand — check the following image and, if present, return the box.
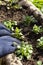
[0,24,12,36]
[0,23,21,57]
[0,36,20,58]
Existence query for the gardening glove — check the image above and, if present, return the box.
[0,23,12,36]
[0,36,20,58]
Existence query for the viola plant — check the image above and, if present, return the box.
[3,20,17,31]
[13,4,22,9]
[37,37,43,49]
[23,16,37,26]
[12,27,24,40]
[15,41,33,60]
[37,60,43,65]
[32,24,43,34]
[0,0,22,9]
[7,0,19,3]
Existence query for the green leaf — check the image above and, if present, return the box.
[37,37,43,49]
[37,60,42,65]
[3,20,17,31]
[15,41,33,60]
[33,24,43,34]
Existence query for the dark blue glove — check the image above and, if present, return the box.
[0,23,21,57]
[0,36,20,57]
[0,24,12,36]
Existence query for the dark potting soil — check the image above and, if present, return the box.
[0,6,43,65]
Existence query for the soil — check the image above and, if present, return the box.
[0,5,43,65]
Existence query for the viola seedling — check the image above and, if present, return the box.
[23,16,37,26]
[15,41,33,60]
[3,20,17,31]
[37,37,43,49]
[12,27,24,40]
[5,0,22,9]
[33,24,43,34]
[37,60,43,65]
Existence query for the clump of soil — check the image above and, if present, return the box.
[0,5,43,65]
